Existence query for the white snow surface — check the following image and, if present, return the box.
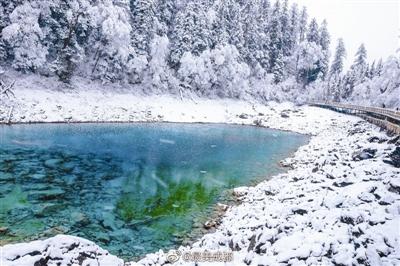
[1,82,400,266]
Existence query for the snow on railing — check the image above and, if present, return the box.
[308,102,400,135]
[309,102,400,122]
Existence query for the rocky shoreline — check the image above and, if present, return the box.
[1,90,400,265]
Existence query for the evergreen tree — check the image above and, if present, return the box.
[329,38,346,100]
[306,18,319,43]
[330,38,346,76]
[330,74,343,101]
[376,58,383,76]
[294,41,324,85]
[353,43,367,68]
[169,1,210,68]
[319,20,330,79]
[0,0,339,98]
[280,0,291,57]
[298,7,308,43]
[272,49,284,83]
[288,3,299,54]
[300,18,322,83]
[367,60,376,78]
[225,0,245,56]
[345,43,368,92]
[242,0,266,67]
[130,0,155,56]
[268,0,283,77]
[155,0,177,36]
[44,0,93,82]
[258,0,271,69]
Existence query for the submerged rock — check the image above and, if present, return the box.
[34,203,60,217]
[31,173,46,180]
[70,212,90,227]
[44,159,62,169]
[0,172,14,181]
[29,188,65,201]
[96,232,111,244]
[0,227,8,235]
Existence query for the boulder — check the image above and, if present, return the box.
[238,113,249,119]
[280,112,289,118]
[388,135,400,145]
[383,147,400,168]
[367,136,387,143]
[352,148,377,161]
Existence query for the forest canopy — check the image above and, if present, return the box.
[0,0,399,107]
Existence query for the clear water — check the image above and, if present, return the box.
[0,123,308,259]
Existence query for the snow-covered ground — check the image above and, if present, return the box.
[1,83,399,266]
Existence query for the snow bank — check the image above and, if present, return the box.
[1,235,123,266]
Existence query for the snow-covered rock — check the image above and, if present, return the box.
[1,235,123,266]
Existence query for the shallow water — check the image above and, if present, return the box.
[0,123,308,259]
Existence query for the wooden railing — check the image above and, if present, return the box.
[309,102,400,135]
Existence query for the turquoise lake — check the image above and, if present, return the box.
[0,123,308,259]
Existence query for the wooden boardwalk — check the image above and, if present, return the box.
[309,102,400,135]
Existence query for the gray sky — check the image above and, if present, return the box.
[290,0,399,69]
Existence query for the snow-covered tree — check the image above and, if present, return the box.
[0,0,345,103]
[367,61,376,79]
[155,0,177,36]
[1,2,47,72]
[169,1,210,68]
[298,7,308,43]
[88,0,134,82]
[330,38,346,76]
[268,0,283,82]
[306,18,319,44]
[288,3,299,55]
[130,0,155,56]
[319,20,330,79]
[223,0,245,56]
[280,0,291,57]
[353,43,367,68]
[343,44,368,97]
[148,35,174,92]
[376,58,383,76]
[0,1,24,63]
[242,0,263,66]
[294,41,324,85]
[46,0,93,82]
[350,54,400,107]
[178,45,250,98]
[328,38,346,100]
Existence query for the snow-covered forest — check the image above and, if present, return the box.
[0,0,399,107]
